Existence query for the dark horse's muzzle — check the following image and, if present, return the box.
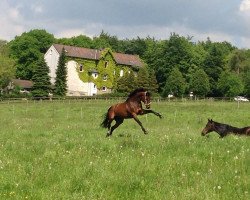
[145,103,151,109]
[201,129,208,136]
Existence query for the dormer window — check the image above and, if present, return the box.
[103,74,108,81]
[104,61,109,68]
[79,65,83,72]
[102,86,107,91]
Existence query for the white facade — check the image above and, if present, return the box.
[44,45,97,96]
[44,45,60,84]
[66,61,97,96]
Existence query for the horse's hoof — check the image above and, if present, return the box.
[144,131,148,135]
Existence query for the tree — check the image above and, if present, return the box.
[54,48,67,96]
[57,35,93,48]
[153,33,195,92]
[142,39,165,91]
[228,49,245,74]
[0,55,15,93]
[116,71,136,94]
[189,69,210,96]
[202,41,234,96]
[217,72,244,97]
[124,37,147,57]
[9,29,55,80]
[92,31,112,50]
[243,71,250,96]
[163,33,194,76]
[0,41,15,93]
[136,67,149,89]
[162,67,186,97]
[116,75,127,94]
[148,69,159,94]
[31,58,51,97]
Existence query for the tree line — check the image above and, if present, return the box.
[0,29,250,98]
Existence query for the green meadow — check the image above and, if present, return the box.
[0,99,249,200]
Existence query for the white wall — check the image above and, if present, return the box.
[66,61,97,96]
[44,45,60,85]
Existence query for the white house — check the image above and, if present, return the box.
[44,44,143,96]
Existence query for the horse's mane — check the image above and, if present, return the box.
[212,120,244,131]
[213,120,231,128]
[127,88,148,98]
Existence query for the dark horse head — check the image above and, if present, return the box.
[127,88,151,109]
[201,119,215,136]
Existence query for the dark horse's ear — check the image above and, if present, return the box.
[146,91,150,96]
[208,118,212,122]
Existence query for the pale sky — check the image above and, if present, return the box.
[1,0,250,48]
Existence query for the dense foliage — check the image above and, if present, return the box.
[0,40,15,94]
[8,29,55,80]
[162,67,186,97]
[1,29,250,97]
[189,69,210,96]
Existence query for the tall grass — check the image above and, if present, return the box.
[0,100,249,199]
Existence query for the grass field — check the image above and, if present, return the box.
[0,99,249,200]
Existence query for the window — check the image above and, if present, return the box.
[104,61,109,68]
[79,65,83,72]
[102,86,107,91]
[120,70,124,77]
[92,73,98,79]
[103,74,108,81]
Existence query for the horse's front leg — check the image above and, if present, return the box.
[142,109,162,118]
[132,113,148,134]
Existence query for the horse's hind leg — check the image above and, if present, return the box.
[107,117,124,137]
[106,120,112,136]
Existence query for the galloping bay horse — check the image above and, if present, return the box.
[201,119,250,138]
[101,88,162,137]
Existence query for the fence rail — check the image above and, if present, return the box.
[0,96,243,104]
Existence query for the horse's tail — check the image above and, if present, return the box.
[100,108,110,128]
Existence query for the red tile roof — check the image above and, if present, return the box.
[53,44,101,60]
[53,44,143,67]
[113,52,142,67]
[12,79,33,88]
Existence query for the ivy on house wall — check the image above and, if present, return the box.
[96,49,116,89]
[74,58,97,82]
